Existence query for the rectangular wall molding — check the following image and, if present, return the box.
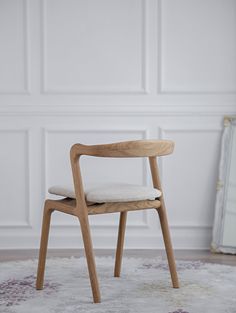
[41,0,148,95]
[0,0,236,249]
[0,0,30,94]
[0,128,31,228]
[158,0,236,94]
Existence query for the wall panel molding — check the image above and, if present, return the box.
[160,125,222,135]
[0,128,31,228]
[0,0,30,95]
[158,0,236,95]
[160,123,222,231]
[41,0,148,95]
[0,104,235,116]
[0,0,236,250]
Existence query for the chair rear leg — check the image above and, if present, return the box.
[36,202,53,290]
[157,207,179,288]
[114,211,127,277]
[79,215,101,303]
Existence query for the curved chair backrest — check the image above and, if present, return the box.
[70,140,174,159]
[37,140,179,304]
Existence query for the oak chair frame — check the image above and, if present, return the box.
[36,140,179,303]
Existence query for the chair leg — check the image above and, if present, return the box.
[36,202,53,290]
[157,207,179,288]
[79,215,101,303]
[114,211,127,277]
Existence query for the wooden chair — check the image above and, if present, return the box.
[36,140,179,303]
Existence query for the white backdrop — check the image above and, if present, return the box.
[0,0,236,250]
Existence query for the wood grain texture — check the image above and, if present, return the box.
[114,211,127,277]
[149,156,179,288]
[44,199,76,216]
[36,140,179,303]
[70,140,174,158]
[79,214,101,303]
[87,200,160,215]
[36,201,53,290]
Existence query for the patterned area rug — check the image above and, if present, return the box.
[0,256,236,313]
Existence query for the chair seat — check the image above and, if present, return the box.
[48,183,161,203]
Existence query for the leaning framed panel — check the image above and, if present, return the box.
[212,116,236,254]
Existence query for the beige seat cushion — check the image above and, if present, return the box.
[48,183,161,203]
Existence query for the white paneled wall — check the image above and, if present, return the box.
[0,0,235,250]
[42,0,146,93]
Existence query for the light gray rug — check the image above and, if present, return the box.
[0,256,236,313]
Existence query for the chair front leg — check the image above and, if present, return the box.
[36,201,53,290]
[114,211,127,277]
[79,214,101,303]
[157,206,179,288]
